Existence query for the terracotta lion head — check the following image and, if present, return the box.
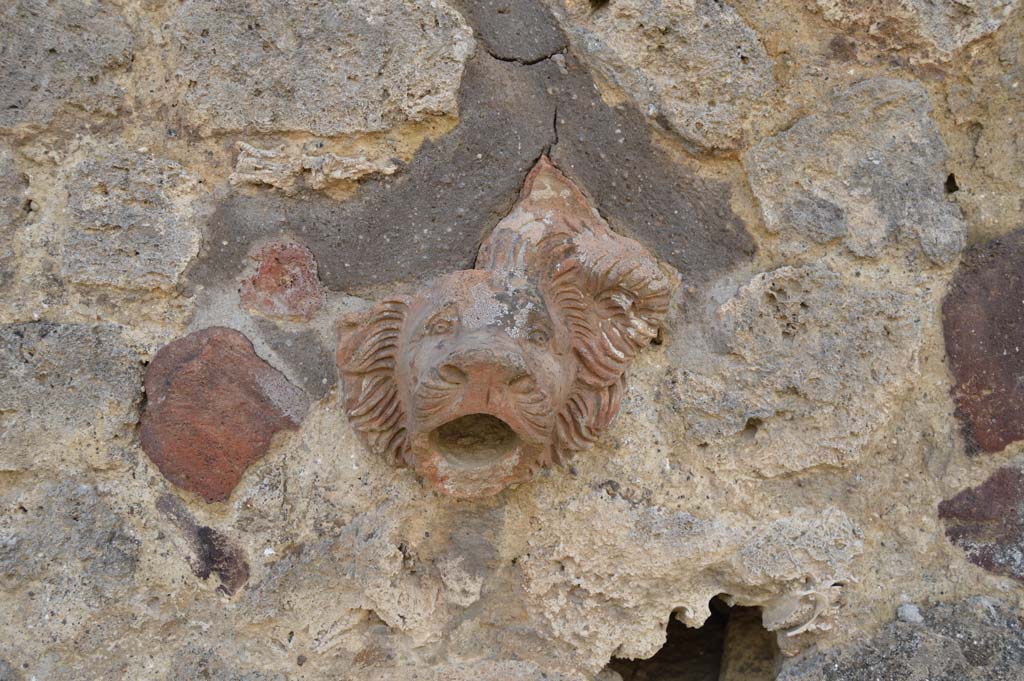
[337,157,676,498]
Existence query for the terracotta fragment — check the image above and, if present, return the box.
[141,327,309,503]
[938,466,1024,582]
[240,242,324,322]
[337,157,676,498]
[942,229,1024,453]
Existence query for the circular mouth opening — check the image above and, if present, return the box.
[430,413,521,468]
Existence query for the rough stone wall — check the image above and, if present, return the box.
[0,1,1022,680]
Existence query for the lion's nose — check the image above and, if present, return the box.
[437,363,469,385]
[441,347,529,390]
[507,373,536,394]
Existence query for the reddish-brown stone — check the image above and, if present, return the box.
[942,229,1024,453]
[240,242,324,321]
[938,466,1024,581]
[141,327,309,503]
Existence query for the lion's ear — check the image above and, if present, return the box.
[566,230,675,388]
[336,298,409,463]
[547,233,675,452]
[507,157,675,389]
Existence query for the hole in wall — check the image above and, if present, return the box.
[944,173,959,193]
[741,417,763,441]
[606,596,779,681]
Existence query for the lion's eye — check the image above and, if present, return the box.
[426,317,455,336]
[527,327,550,344]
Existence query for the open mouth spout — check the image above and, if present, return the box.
[409,411,544,498]
[430,413,522,468]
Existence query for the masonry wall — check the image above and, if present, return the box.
[1,1,1023,679]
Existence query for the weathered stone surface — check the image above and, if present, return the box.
[364,662,573,681]
[230,142,398,195]
[157,494,251,595]
[814,0,1019,60]
[167,646,286,681]
[520,497,860,667]
[666,262,926,474]
[0,481,141,660]
[60,149,201,290]
[0,0,133,130]
[939,466,1024,581]
[0,659,19,681]
[240,242,324,322]
[168,0,474,136]
[2,0,1020,675]
[778,597,1024,680]
[140,327,309,503]
[944,17,1024,238]
[253,320,337,400]
[546,0,776,151]
[0,323,142,471]
[190,51,557,292]
[231,464,861,673]
[453,0,568,64]
[240,509,474,647]
[744,78,965,264]
[0,147,27,289]
[942,229,1024,453]
[0,481,140,586]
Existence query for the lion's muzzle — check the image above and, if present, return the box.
[406,344,555,497]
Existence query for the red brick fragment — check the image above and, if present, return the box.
[939,466,1024,581]
[240,242,324,321]
[141,327,309,503]
[942,229,1024,453]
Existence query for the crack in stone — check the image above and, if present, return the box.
[482,46,567,67]
[545,104,560,156]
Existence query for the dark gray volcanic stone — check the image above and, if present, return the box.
[451,0,568,64]
[254,320,337,400]
[550,53,755,283]
[0,323,142,469]
[0,147,27,289]
[187,8,754,294]
[0,480,141,588]
[778,597,1024,681]
[189,52,557,292]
